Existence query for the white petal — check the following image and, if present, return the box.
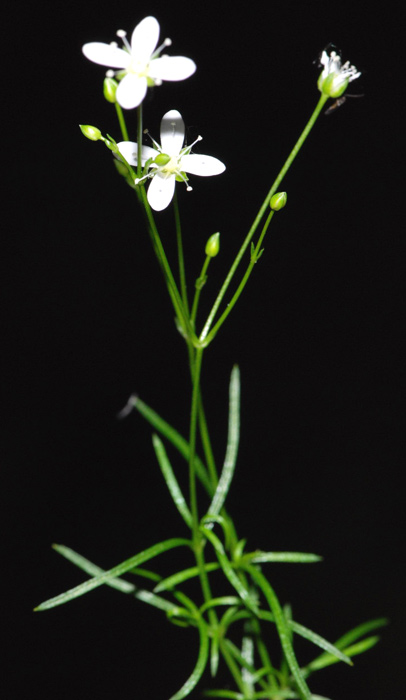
[117,142,158,166]
[116,74,148,109]
[149,56,196,81]
[160,110,185,156]
[147,174,176,211]
[82,42,130,69]
[131,16,160,62]
[180,154,226,176]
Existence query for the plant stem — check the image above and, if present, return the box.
[202,210,274,346]
[137,104,143,179]
[115,102,129,141]
[191,255,211,327]
[198,93,329,345]
[173,191,190,315]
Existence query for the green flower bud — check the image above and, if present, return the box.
[103,77,118,103]
[270,192,287,211]
[154,153,171,166]
[205,232,220,258]
[79,124,102,141]
[318,72,348,98]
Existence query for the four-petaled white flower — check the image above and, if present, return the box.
[318,47,361,98]
[117,110,226,211]
[82,16,196,109]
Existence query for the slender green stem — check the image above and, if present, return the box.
[137,104,143,179]
[197,395,218,489]
[173,191,190,315]
[191,255,211,327]
[188,348,220,633]
[198,93,329,345]
[218,639,246,694]
[139,187,197,343]
[115,102,129,141]
[203,210,274,346]
[189,348,204,533]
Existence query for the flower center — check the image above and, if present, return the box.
[160,155,181,175]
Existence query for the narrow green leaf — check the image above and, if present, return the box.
[34,538,191,611]
[152,434,192,527]
[202,691,243,699]
[133,589,188,617]
[169,615,209,700]
[154,562,220,593]
[241,635,255,693]
[127,566,162,583]
[290,621,352,666]
[210,631,220,677]
[52,544,135,593]
[329,617,387,650]
[208,366,240,517]
[132,396,213,495]
[246,551,322,564]
[244,564,311,700]
[200,596,241,613]
[201,527,259,615]
[304,618,387,673]
[306,635,381,673]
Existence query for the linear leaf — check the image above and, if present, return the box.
[169,615,209,700]
[152,434,192,527]
[52,544,135,593]
[210,629,220,677]
[290,621,352,666]
[244,564,311,700]
[154,562,220,593]
[246,551,322,564]
[201,527,259,616]
[35,538,191,611]
[305,635,381,673]
[304,617,387,672]
[328,617,387,650]
[208,366,240,517]
[132,396,213,495]
[133,589,189,617]
[200,596,241,614]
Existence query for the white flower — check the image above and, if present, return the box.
[82,16,196,109]
[317,47,361,98]
[117,110,226,211]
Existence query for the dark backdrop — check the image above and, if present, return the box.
[3,1,404,698]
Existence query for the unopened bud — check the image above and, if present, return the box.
[79,124,102,141]
[103,77,118,103]
[154,153,171,166]
[270,192,287,211]
[319,72,348,98]
[205,232,220,258]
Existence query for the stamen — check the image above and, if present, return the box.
[182,135,203,155]
[116,29,131,52]
[186,185,193,192]
[152,38,172,59]
[134,174,151,185]
[144,129,161,151]
[106,70,115,78]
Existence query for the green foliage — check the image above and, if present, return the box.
[36,367,384,697]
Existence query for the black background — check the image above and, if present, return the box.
[3,1,404,698]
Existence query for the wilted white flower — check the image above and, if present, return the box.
[317,47,361,98]
[82,16,196,109]
[117,110,226,211]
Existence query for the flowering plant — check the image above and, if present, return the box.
[36,15,385,700]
